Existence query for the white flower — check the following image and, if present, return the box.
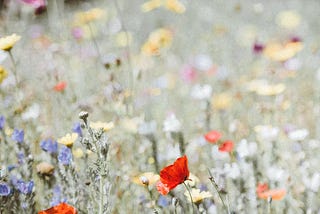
[224,163,240,179]
[21,103,40,121]
[190,84,212,100]
[288,129,309,141]
[266,166,288,182]
[163,113,181,133]
[236,139,257,159]
[254,125,279,141]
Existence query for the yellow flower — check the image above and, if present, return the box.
[115,31,133,47]
[90,121,114,132]
[276,10,301,29]
[0,65,8,84]
[184,188,212,204]
[4,127,13,136]
[212,93,233,110]
[141,0,185,13]
[57,133,78,147]
[0,34,21,51]
[74,8,106,26]
[247,80,286,96]
[141,28,173,56]
[132,172,160,186]
[73,148,84,158]
[263,40,303,62]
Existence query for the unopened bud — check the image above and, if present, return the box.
[140,176,149,186]
[79,111,89,124]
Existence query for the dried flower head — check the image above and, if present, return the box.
[36,162,55,176]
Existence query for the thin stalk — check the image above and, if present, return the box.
[8,50,19,86]
[177,132,185,156]
[183,182,195,214]
[99,173,104,214]
[207,168,230,214]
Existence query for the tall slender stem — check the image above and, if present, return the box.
[183,182,195,214]
[207,168,230,214]
[8,50,18,86]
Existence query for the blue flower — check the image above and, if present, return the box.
[17,151,25,164]
[72,122,82,137]
[40,139,58,154]
[157,195,169,207]
[12,129,24,143]
[50,185,67,206]
[15,180,34,194]
[0,116,5,130]
[58,146,72,165]
[0,183,11,196]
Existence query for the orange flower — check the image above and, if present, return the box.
[38,203,77,214]
[204,130,222,143]
[258,189,286,201]
[256,183,286,201]
[156,155,189,195]
[218,140,234,152]
[53,81,67,92]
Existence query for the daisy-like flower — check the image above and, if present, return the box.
[204,130,222,143]
[57,133,78,147]
[132,172,160,186]
[90,121,114,132]
[141,28,173,56]
[0,65,8,84]
[184,188,212,204]
[38,202,77,214]
[156,155,189,195]
[73,8,106,26]
[0,34,21,51]
[141,0,185,13]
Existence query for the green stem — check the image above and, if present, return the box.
[207,168,230,214]
[183,182,195,214]
[99,173,104,214]
[8,50,19,86]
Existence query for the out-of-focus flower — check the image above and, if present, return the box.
[0,115,5,130]
[72,122,82,137]
[36,162,55,176]
[50,185,66,207]
[184,188,212,204]
[53,81,67,92]
[0,34,21,51]
[254,125,279,141]
[288,129,309,141]
[0,183,11,196]
[141,28,173,56]
[266,166,288,182]
[247,80,286,96]
[256,183,269,194]
[157,195,170,207]
[0,65,8,84]
[141,0,185,13]
[258,188,286,201]
[40,139,58,154]
[21,0,47,15]
[38,202,77,214]
[132,172,160,186]
[71,27,84,40]
[72,148,84,158]
[184,173,200,187]
[193,54,213,72]
[276,10,301,29]
[156,155,189,195]
[15,180,34,194]
[218,140,234,152]
[163,113,181,133]
[12,129,24,143]
[263,40,303,62]
[212,93,232,110]
[138,120,157,135]
[57,133,78,147]
[21,103,40,121]
[58,146,72,165]
[204,130,222,143]
[115,31,133,47]
[90,121,114,132]
[74,8,106,26]
[180,65,197,84]
[190,84,212,100]
[224,163,240,179]
[236,139,257,158]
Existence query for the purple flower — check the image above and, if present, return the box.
[12,129,24,143]
[58,146,72,165]
[157,195,169,207]
[50,185,66,206]
[0,183,11,196]
[253,42,264,54]
[72,122,82,137]
[17,151,25,164]
[0,116,5,130]
[40,139,58,154]
[15,180,34,194]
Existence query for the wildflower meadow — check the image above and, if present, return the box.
[1,0,320,213]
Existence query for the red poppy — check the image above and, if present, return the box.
[256,183,269,194]
[53,81,67,92]
[38,203,77,214]
[156,155,189,195]
[218,140,234,152]
[204,130,222,143]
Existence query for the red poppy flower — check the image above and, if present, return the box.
[218,140,234,152]
[256,183,269,194]
[204,130,222,143]
[53,81,67,92]
[38,203,77,214]
[258,189,286,201]
[156,155,189,195]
